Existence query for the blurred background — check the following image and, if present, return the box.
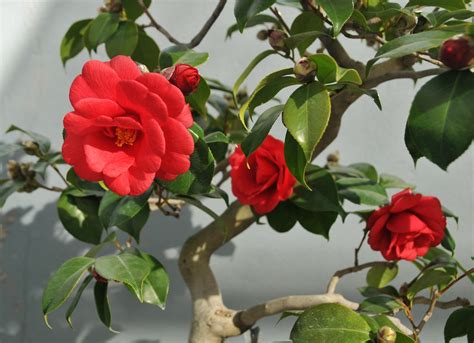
[0,0,472,342]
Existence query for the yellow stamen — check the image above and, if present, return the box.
[115,127,137,147]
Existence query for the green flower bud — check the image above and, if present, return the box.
[22,140,41,156]
[377,326,397,343]
[294,57,317,82]
[257,30,269,41]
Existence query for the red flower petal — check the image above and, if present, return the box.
[161,118,194,155]
[74,98,125,118]
[108,56,141,80]
[390,190,422,213]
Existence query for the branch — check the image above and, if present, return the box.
[364,68,445,88]
[139,0,227,48]
[237,294,359,328]
[413,296,470,309]
[327,261,396,294]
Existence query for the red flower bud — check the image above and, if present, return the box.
[439,36,474,70]
[164,64,201,95]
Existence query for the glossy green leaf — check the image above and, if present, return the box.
[358,285,399,298]
[159,46,208,68]
[379,173,414,189]
[131,29,160,71]
[234,0,277,32]
[337,178,388,206]
[105,21,138,58]
[297,209,338,239]
[134,250,170,309]
[290,303,371,342]
[57,191,103,244]
[65,274,93,328]
[408,269,455,297]
[204,131,230,144]
[349,163,378,182]
[6,125,51,153]
[290,12,324,55]
[186,78,210,117]
[367,263,398,289]
[359,295,403,314]
[0,180,26,208]
[66,168,104,197]
[60,19,92,66]
[308,54,361,85]
[315,0,354,36]
[98,188,151,228]
[284,131,309,188]
[425,9,474,27]
[94,281,116,332]
[85,13,120,51]
[406,0,466,11]
[117,204,149,243]
[226,14,279,38]
[367,25,467,72]
[441,228,456,255]
[123,0,151,20]
[283,82,331,161]
[85,232,117,258]
[42,257,95,327]
[444,306,474,343]
[94,253,151,302]
[267,200,298,233]
[241,105,284,156]
[344,85,382,110]
[284,31,327,50]
[405,70,474,170]
[175,195,220,221]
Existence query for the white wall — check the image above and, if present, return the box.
[0,1,472,342]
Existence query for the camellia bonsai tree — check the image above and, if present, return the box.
[1,0,473,342]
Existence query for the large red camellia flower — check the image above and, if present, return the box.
[367,189,446,261]
[62,56,194,196]
[229,135,296,214]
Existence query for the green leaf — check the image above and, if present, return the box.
[161,128,215,195]
[133,250,170,309]
[344,85,382,110]
[0,143,22,158]
[349,163,378,182]
[405,70,474,170]
[60,19,92,66]
[175,195,220,221]
[308,54,361,85]
[85,13,120,51]
[65,274,93,328]
[361,314,416,343]
[425,10,474,27]
[66,168,104,197]
[367,25,467,72]
[284,132,309,188]
[284,31,327,50]
[123,0,151,21]
[117,204,149,243]
[57,191,103,244]
[85,232,117,258]
[379,173,414,189]
[406,0,467,11]
[283,82,331,161]
[233,50,276,105]
[105,21,138,58]
[367,264,398,288]
[94,253,151,302]
[297,209,338,239]
[234,0,277,32]
[6,125,50,153]
[131,29,160,71]
[358,285,399,298]
[292,166,345,217]
[290,303,371,342]
[267,200,298,233]
[238,68,295,126]
[408,269,455,298]
[186,78,210,117]
[337,178,388,206]
[290,12,325,55]
[159,46,208,68]
[98,188,151,228]
[315,0,354,36]
[241,105,284,156]
[204,131,230,144]
[441,228,456,255]
[226,14,279,38]
[444,306,474,343]
[94,282,117,332]
[42,257,95,327]
[0,180,26,208]
[359,295,403,314]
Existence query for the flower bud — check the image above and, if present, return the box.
[162,64,201,95]
[377,326,397,343]
[294,57,317,82]
[268,29,288,52]
[257,30,269,41]
[22,141,41,156]
[439,36,474,70]
[7,160,21,180]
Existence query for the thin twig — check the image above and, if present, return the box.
[354,229,368,266]
[413,296,470,309]
[37,184,64,193]
[270,7,291,33]
[364,68,445,88]
[327,261,395,294]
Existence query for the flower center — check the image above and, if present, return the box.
[115,127,137,147]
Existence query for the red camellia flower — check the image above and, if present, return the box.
[165,63,200,95]
[229,135,296,214]
[62,56,194,196]
[367,189,446,261]
[439,36,474,70]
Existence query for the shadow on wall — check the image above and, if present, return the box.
[0,194,236,343]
